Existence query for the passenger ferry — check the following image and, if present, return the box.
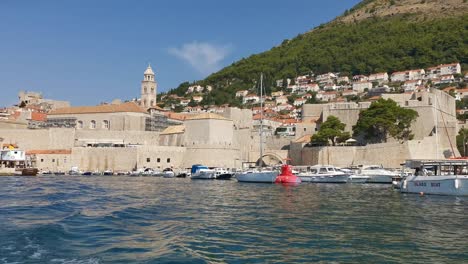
[399,159,468,196]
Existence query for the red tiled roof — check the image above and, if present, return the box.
[49,102,146,115]
[30,112,47,121]
[26,149,72,155]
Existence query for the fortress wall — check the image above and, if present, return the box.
[302,104,326,122]
[137,146,186,170]
[0,129,55,149]
[0,121,28,130]
[48,128,75,149]
[233,128,253,164]
[182,148,241,169]
[299,142,410,168]
[33,153,72,172]
[71,147,138,172]
[75,130,160,146]
[222,107,253,129]
[322,108,362,132]
[297,134,457,168]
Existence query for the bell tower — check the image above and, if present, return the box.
[140,64,157,108]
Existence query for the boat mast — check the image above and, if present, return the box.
[259,73,264,167]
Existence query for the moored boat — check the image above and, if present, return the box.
[236,169,278,183]
[295,165,349,183]
[399,159,468,196]
[355,165,398,184]
[214,168,233,180]
[190,164,216,179]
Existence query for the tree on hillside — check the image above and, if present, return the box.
[456,128,468,157]
[311,116,350,146]
[352,98,418,143]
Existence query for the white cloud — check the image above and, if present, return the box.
[169,42,232,75]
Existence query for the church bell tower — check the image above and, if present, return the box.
[140,64,157,108]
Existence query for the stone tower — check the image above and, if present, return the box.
[140,64,157,108]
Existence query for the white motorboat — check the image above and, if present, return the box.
[340,168,369,183]
[190,164,216,179]
[213,168,233,180]
[399,159,468,196]
[236,169,278,183]
[295,165,349,183]
[356,165,399,184]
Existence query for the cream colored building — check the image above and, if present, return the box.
[140,65,157,108]
[47,102,149,131]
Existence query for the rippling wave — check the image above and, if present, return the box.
[1,175,467,263]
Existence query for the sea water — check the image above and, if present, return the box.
[0,175,467,263]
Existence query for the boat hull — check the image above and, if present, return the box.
[347,175,369,183]
[400,175,468,196]
[215,173,233,180]
[236,171,278,183]
[298,174,349,183]
[362,174,394,184]
[191,171,216,179]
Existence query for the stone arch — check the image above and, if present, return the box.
[256,153,284,166]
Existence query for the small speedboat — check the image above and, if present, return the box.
[214,168,233,180]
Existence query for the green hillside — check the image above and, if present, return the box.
[168,0,468,106]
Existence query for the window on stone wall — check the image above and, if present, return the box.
[90,120,96,129]
[167,158,170,163]
[77,121,83,129]
[103,120,109,129]
[144,86,147,93]
[52,159,55,162]
[40,159,44,162]
[157,158,160,163]
[147,158,150,162]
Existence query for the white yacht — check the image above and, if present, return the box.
[356,165,399,184]
[236,169,278,183]
[295,165,349,183]
[399,159,468,196]
[190,164,216,180]
[340,168,369,183]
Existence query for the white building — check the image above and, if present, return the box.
[427,63,461,79]
[391,69,425,82]
[368,72,389,84]
[243,94,260,104]
[236,90,248,98]
[352,81,373,93]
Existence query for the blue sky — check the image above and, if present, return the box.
[0,0,361,107]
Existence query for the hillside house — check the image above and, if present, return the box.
[427,63,461,79]
[293,98,306,107]
[235,90,248,98]
[353,75,368,82]
[275,96,288,105]
[192,96,203,103]
[368,72,389,84]
[337,76,350,84]
[391,69,425,82]
[352,81,372,93]
[271,91,284,98]
[403,80,422,92]
[243,94,260,104]
[316,91,337,102]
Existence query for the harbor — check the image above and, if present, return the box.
[1,174,467,263]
